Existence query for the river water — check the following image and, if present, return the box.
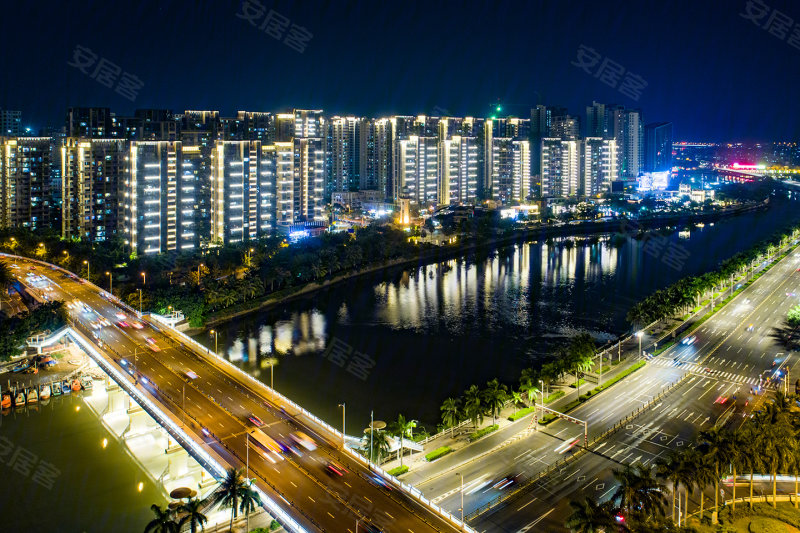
[0,392,166,532]
[201,197,800,432]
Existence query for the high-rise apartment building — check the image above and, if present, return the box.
[490,138,530,204]
[583,138,618,197]
[609,107,643,180]
[585,101,608,138]
[0,110,22,136]
[293,109,324,138]
[359,118,392,198]
[210,141,264,245]
[61,138,125,241]
[551,115,580,141]
[644,122,673,172]
[397,136,438,207]
[541,138,580,198]
[66,107,114,138]
[439,135,479,204]
[0,137,56,230]
[123,141,197,255]
[326,116,361,195]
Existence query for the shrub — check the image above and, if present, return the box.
[425,446,453,462]
[508,406,536,421]
[569,379,587,389]
[387,465,409,476]
[540,414,557,425]
[544,390,565,404]
[468,424,499,442]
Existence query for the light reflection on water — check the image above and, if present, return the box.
[205,199,800,429]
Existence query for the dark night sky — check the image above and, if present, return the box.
[2,0,799,141]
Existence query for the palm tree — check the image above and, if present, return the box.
[0,262,13,290]
[510,391,526,415]
[483,379,508,424]
[177,499,208,533]
[690,450,717,522]
[238,484,262,531]
[564,497,619,533]
[697,426,732,519]
[440,397,460,437]
[727,427,747,511]
[611,462,667,523]
[463,385,484,429]
[144,504,179,533]
[389,414,417,467]
[655,452,682,524]
[204,467,250,532]
[739,423,763,509]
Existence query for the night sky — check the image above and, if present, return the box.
[2,0,799,141]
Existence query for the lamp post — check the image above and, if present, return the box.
[636,330,644,360]
[198,263,204,284]
[210,329,218,354]
[106,271,112,295]
[83,259,90,280]
[539,379,545,420]
[137,288,143,313]
[338,403,346,447]
[456,472,464,530]
[370,410,374,469]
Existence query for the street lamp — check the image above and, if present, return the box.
[141,271,146,286]
[105,271,112,295]
[338,403,346,447]
[198,263,204,284]
[636,330,644,360]
[539,379,545,420]
[137,288,143,313]
[83,259,90,280]
[210,329,218,354]
[456,472,465,530]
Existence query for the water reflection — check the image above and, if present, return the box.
[203,199,800,428]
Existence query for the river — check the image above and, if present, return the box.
[0,392,166,532]
[200,196,800,433]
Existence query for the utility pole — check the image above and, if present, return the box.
[338,403,346,447]
[369,410,374,469]
[456,473,464,531]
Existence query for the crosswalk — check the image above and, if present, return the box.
[649,357,764,386]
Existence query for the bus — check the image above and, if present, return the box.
[249,430,283,462]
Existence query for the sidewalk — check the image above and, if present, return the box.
[383,240,795,484]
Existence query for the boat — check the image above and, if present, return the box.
[14,391,26,407]
[51,381,62,396]
[27,388,38,403]
[80,376,93,390]
[1,393,11,409]
[11,360,30,373]
[39,385,51,400]
[71,379,82,392]
[62,379,71,393]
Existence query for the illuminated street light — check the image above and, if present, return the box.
[636,330,644,360]
[106,271,112,295]
[83,259,90,280]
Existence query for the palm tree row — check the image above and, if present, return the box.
[144,467,261,533]
[439,334,598,434]
[627,226,800,327]
[566,392,800,532]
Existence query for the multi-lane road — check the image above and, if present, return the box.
[3,255,463,533]
[471,243,800,531]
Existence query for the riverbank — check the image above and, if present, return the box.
[202,201,767,330]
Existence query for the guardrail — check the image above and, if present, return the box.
[146,312,476,533]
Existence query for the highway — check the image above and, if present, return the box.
[470,242,800,531]
[3,256,463,533]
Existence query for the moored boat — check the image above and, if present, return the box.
[1,392,11,409]
[51,381,62,396]
[14,391,26,407]
[39,385,51,400]
[27,388,38,403]
[71,379,81,391]
[80,376,93,390]
[62,379,71,393]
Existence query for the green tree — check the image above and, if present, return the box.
[203,467,251,533]
[464,385,484,429]
[388,414,417,467]
[482,379,508,425]
[440,397,461,437]
[564,497,619,533]
[177,498,208,533]
[697,426,732,518]
[144,504,179,533]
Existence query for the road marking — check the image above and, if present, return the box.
[385,512,394,519]
[517,508,555,531]
[290,481,297,488]
[517,497,538,511]
[308,496,315,503]
[327,512,335,519]
[344,482,351,488]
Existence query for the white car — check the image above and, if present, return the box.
[681,335,697,345]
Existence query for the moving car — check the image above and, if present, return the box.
[681,335,697,345]
[248,414,264,427]
[325,461,348,477]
